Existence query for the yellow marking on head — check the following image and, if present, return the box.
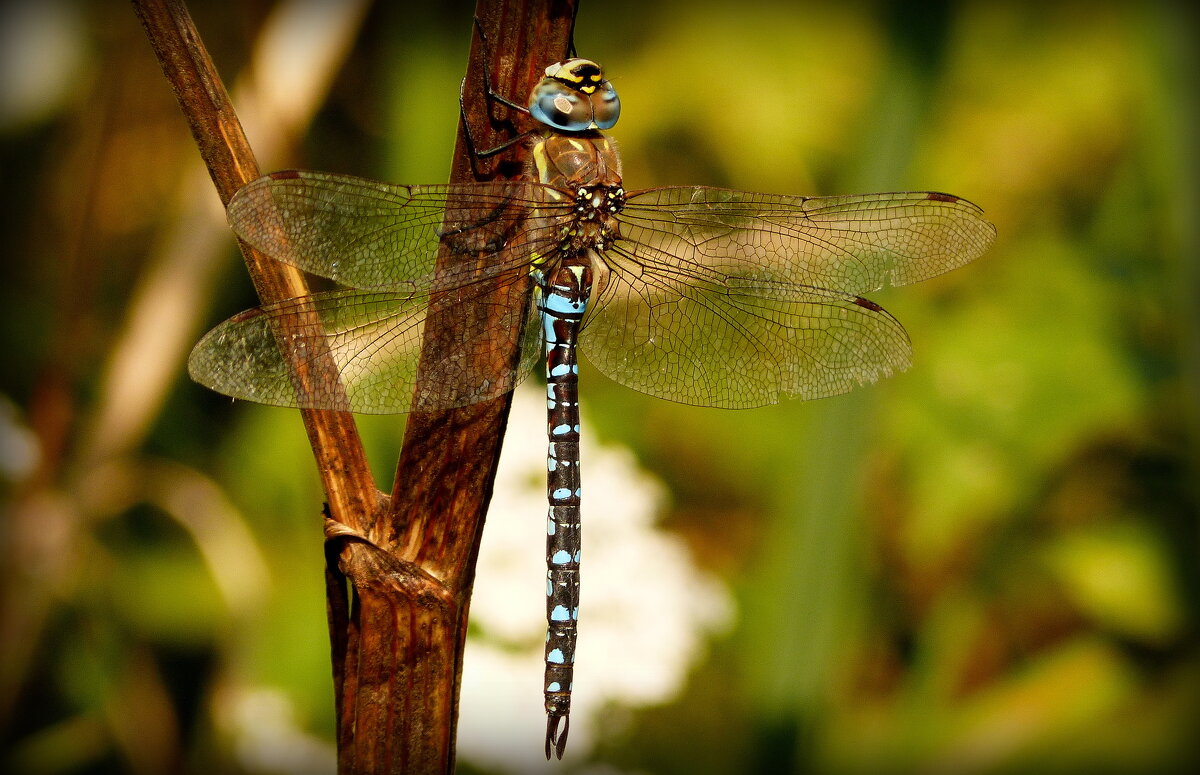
[557,63,585,83]
[580,85,596,94]
[551,59,605,86]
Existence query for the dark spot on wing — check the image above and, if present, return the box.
[925,192,959,203]
[268,170,303,180]
[853,297,885,312]
[230,308,265,323]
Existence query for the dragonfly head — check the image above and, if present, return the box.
[529,58,620,132]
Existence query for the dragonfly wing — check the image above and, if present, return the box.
[618,187,995,295]
[227,171,563,291]
[188,274,542,414]
[581,242,912,408]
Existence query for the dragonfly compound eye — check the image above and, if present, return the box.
[588,82,620,130]
[531,59,620,132]
[531,80,593,131]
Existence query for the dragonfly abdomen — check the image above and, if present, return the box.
[536,254,593,758]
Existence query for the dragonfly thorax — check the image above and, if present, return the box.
[554,184,623,253]
[573,185,625,219]
[529,58,620,132]
[532,132,623,192]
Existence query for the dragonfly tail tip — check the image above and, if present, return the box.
[545,713,570,759]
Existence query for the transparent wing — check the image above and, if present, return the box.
[581,240,911,408]
[227,171,568,291]
[617,187,996,295]
[188,272,543,414]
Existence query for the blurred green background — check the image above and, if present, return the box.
[2,0,1197,773]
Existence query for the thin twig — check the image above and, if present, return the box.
[83,0,369,468]
[129,0,380,521]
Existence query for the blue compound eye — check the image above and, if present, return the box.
[530,81,594,131]
[590,83,620,130]
[528,60,621,132]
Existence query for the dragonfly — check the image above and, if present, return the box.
[189,55,995,758]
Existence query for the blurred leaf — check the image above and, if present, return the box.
[1043,518,1185,644]
[931,636,1137,773]
[108,538,226,643]
[886,233,1142,566]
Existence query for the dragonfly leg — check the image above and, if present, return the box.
[457,92,531,161]
[460,16,535,164]
[470,16,536,114]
